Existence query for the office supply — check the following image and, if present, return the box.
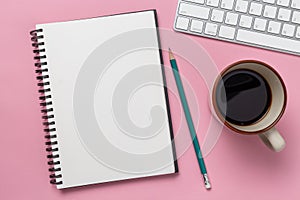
[174,0,300,56]
[169,49,211,189]
[30,10,178,189]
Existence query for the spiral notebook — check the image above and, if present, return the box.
[30,10,178,189]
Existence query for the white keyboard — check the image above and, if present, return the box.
[174,0,300,56]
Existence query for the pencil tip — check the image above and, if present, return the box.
[168,48,174,60]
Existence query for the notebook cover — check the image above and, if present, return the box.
[30,10,178,189]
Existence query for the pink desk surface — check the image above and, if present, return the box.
[1,0,300,199]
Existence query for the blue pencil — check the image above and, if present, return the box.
[169,48,211,189]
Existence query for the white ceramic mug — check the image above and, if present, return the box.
[211,60,287,152]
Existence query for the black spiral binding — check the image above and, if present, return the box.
[30,29,63,186]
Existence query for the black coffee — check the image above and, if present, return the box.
[215,69,271,126]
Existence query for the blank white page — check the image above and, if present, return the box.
[36,10,177,189]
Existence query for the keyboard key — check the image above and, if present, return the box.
[282,24,296,37]
[268,21,282,34]
[292,11,300,24]
[263,5,277,18]
[184,0,205,4]
[254,18,267,31]
[219,25,236,39]
[239,15,253,28]
[225,12,239,25]
[175,16,190,30]
[190,19,204,33]
[263,0,275,3]
[296,27,300,38]
[221,0,235,10]
[235,0,249,13]
[207,0,220,7]
[277,0,290,7]
[205,23,218,35]
[249,2,263,16]
[291,0,300,9]
[211,9,225,22]
[278,8,291,21]
[179,3,210,19]
[236,29,300,53]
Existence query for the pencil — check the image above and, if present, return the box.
[169,48,211,190]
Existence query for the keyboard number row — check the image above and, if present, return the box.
[182,0,300,10]
[179,2,300,25]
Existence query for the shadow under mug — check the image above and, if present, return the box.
[211,60,287,152]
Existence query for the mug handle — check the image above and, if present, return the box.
[258,127,286,152]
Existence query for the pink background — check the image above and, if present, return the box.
[1,0,300,199]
